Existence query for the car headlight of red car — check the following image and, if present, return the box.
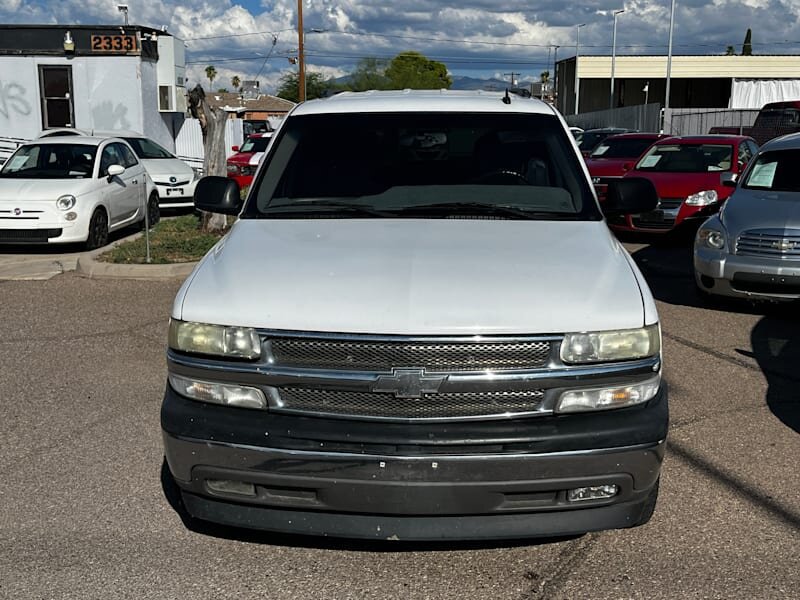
[226,164,240,175]
[685,189,718,206]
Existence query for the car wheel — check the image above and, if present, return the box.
[145,192,161,229]
[85,208,109,250]
[632,478,659,527]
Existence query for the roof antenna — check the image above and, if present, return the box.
[503,89,511,104]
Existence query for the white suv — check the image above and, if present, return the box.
[162,90,667,540]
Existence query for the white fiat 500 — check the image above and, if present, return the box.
[0,137,158,249]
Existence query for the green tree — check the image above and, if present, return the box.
[231,75,241,91]
[384,51,452,90]
[742,29,753,55]
[725,45,736,56]
[217,88,229,93]
[205,65,217,89]
[540,70,550,84]
[348,57,391,91]
[276,71,341,103]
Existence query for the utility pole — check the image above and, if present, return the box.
[553,45,559,106]
[574,24,585,114]
[665,0,676,115]
[610,8,625,110]
[504,72,520,86]
[297,0,305,102]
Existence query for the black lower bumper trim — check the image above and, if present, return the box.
[181,490,653,540]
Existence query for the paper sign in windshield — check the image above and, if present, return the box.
[640,155,662,168]
[748,162,777,187]
[6,156,31,171]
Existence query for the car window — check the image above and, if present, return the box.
[635,143,733,173]
[99,144,122,177]
[0,143,96,179]
[590,138,656,159]
[747,141,759,157]
[239,137,272,153]
[743,149,800,192]
[116,143,139,168]
[248,112,599,221]
[122,137,173,159]
[738,142,752,166]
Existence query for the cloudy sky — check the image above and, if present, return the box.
[0,0,792,92]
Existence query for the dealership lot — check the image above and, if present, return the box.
[0,243,798,599]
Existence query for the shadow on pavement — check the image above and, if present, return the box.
[160,460,582,551]
[0,223,139,255]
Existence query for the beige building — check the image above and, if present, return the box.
[556,54,800,114]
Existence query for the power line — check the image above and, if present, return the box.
[184,28,294,42]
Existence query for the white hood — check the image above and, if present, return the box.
[176,219,650,335]
[0,178,96,203]
[140,158,193,178]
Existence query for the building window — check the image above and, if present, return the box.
[39,66,74,129]
[159,85,173,111]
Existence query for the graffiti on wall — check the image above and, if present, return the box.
[0,80,32,121]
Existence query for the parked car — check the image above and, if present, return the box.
[243,119,272,136]
[37,129,199,210]
[576,127,631,157]
[162,90,667,541]
[226,132,273,188]
[120,136,199,209]
[748,100,800,145]
[694,132,800,301]
[610,135,759,234]
[586,133,668,202]
[0,137,158,248]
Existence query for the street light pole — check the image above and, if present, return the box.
[297,0,305,102]
[553,45,559,106]
[665,0,676,114]
[574,23,585,114]
[610,8,624,110]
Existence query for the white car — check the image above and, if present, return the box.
[162,90,668,541]
[37,129,198,210]
[0,137,159,249]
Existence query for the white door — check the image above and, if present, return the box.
[98,142,141,227]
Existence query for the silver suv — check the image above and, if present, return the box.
[161,90,667,540]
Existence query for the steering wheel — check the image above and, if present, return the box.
[475,169,529,185]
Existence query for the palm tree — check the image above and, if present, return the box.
[205,65,217,90]
[231,75,241,92]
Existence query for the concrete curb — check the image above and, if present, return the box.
[75,230,198,280]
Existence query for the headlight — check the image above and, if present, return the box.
[226,164,240,175]
[191,166,203,180]
[556,373,661,413]
[57,195,76,210]
[169,374,266,409]
[698,227,726,250]
[168,319,261,359]
[560,324,660,364]
[685,189,718,206]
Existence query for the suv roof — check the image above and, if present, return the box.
[293,90,556,116]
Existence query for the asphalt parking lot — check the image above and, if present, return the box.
[0,241,798,599]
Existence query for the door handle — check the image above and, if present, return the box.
[132,179,138,184]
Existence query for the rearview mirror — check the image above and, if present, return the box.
[604,177,659,216]
[106,164,125,181]
[194,176,243,215]
[722,172,738,187]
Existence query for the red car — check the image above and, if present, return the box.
[226,132,273,188]
[610,135,759,234]
[586,133,667,202]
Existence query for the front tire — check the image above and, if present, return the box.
[145,192,161,229]
[85,208,109,250]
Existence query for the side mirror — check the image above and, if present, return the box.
[604,177,659,216]
[231,145,239,152]
[194,176,243,215]
[622,162,632,172]
[722,172,738,187]
[106,164,125,181]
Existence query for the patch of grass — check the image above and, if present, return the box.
[99,215,225,264]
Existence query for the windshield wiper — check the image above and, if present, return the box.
[394,202,578,220]
[260,200,396,218]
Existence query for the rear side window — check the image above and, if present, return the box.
[249,112,598,219]
[743,149,800,192]
[591,138,656,159]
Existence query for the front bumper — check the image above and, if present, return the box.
[162,385,667,539]
[153,180,198,209]
[695,246,800,300]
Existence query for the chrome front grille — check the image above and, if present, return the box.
[277,388,546,420]
[270,338,552,372]
[736,229,800,259]
[657,198,683,210]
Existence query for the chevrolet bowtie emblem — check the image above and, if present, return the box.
[371,368,447,399]
[772,239,796,252]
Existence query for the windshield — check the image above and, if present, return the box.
[123,137,173,159]
[743,149,800,192]
[240,137,272,153]
[591,138,657,159]
[635,143,733,173]
[0,143,97,179]
[245,112,599,221]
[579,131,619,152]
